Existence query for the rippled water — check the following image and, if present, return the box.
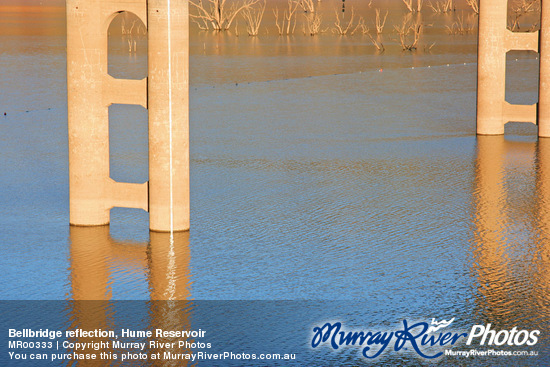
[1,1,549,365]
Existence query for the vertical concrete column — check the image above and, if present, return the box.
[67,0,111,225]
[148,0,190,232]
[540,2,550,137]
[477,0,507,135]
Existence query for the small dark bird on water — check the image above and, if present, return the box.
[3,112,6,116]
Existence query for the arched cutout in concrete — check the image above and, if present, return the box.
[108,11,148,80]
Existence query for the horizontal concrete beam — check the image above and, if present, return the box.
[103,75,147,108]
[503,102,537,124]
[108,179,148,211]
[505,30,539,52]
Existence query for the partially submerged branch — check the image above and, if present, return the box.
[274,0,300,35]
[428,0,453,13]
[299,0,316,13]
[190,0,261,31]
[401,0,414,12]
[394,16,423,51]
[242,0,266,36]
[375,8,388,34]
[304,12,325,35]
[446,12,475,34]
[333,7,356,35]
[465,0,479,14]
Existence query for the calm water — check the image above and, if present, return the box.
[1,1,549,365]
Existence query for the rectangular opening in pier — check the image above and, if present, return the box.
[109,104,149,184]
[505,50,539,106]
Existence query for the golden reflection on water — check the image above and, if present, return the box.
[533,139,550,311]
[67,227,192,366]
[69,227,191,301]
[471,136,550,326]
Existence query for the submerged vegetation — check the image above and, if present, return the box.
[180,0,542,53]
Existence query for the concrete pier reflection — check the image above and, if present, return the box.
[471,136,509,318]
[533,139,550,307]
[67,227,192,364]
[471,136,549,327]
[69,226,191,300]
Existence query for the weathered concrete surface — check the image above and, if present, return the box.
[148,0,190,232]
[67,0,189,231]
[477,0,539,135]
[540,2,550,137]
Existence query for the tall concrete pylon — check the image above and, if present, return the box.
[476,0,542,135]
[66,0,189,232]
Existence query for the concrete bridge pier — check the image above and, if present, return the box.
[477,0,507,135]
[148,0,190,232]
[477,0,539,135]
[66,0,189,232]
[539,1,550,137]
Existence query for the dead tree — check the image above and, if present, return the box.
[394,16,423,50]
[446,12,475,34]
[274,0,300,35]
[465,0,478,14]
[304,13,325,35]
[299,0,316,13]
[190,0,261,31]
[428,0,453,13]
[333,7,356,35]
[375,8,388,34]
[242,0,266,36]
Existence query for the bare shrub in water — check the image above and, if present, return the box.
[428,0,454,13]
[465,0,479,14]
[333,8,357,35]
[118,13,145,53]
[365,30,385,52]
[190,0,261,31]
[508,0,541,31]
[394,16,423,51]
[446,12,476,34]
[401,0,414,12]
[304,13,326,35]
[354,17,370,35]
[274,0,300,35]
[299,0,316,13]
[402,0,424,12]
[375,8,388,34]
[242,0,266,36]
